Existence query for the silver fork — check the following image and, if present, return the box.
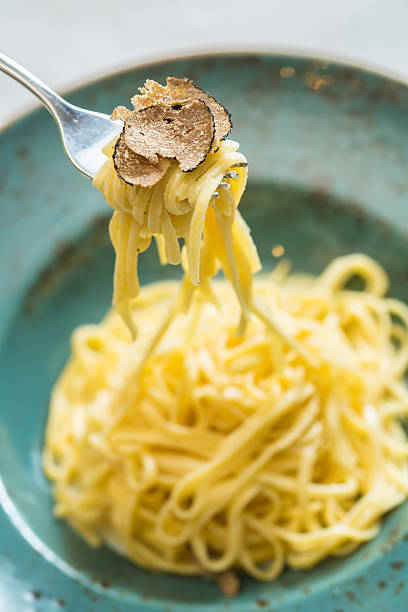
[0,52,122,179]
[0,52,247,190]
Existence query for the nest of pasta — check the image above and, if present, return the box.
[44,255,408,592]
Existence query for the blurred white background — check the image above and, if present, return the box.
[1,0,408,127]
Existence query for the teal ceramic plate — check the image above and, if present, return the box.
[1,52,408,612]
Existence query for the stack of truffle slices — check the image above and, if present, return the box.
[111,76,247,195]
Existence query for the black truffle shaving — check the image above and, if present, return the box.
[123,100,215,172]
[113,131,170,187]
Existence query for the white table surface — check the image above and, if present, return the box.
[1,0,408,128]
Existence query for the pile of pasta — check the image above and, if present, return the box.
[44,254,408,582]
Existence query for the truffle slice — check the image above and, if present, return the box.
[113,132,170,187]
[131,77,231,142]
[123,100,215,171]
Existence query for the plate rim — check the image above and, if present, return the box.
[2,46,408,135]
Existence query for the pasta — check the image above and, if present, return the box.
[93,138,257,339]
[44,254,408,582]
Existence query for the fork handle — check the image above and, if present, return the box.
[0,51,68,118]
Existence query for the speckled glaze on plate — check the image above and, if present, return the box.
[1,52,408,612]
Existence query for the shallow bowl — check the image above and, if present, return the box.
[1,52,408,611]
